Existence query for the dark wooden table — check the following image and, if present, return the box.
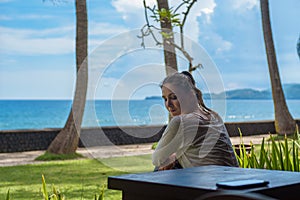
[108,165,300,200]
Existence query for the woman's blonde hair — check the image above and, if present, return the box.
[161,71,211,113]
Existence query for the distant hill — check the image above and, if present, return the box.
[145,96,162,100]
[145,84,300,100]
[203,83,300,99]
[283,84,300,99]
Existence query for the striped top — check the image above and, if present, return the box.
[152,112,239,168]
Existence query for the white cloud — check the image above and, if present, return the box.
[94,64,165,99]
[89,22,129,36]
[0,20,131,56]
[0,69,75,99]
[112,0,150,12]
[112,0,155,21]
[216,40,233,54]
[230,0,259,12]
[223,72,270,91]
[88,22,130,50]
[112,0,217,43]
[278,52,300,84]
[16,14,54,20]
[0,26,75,55]
[0,14,55,21]
[180,0,216,41]
[202,32,233,55]
[0,26,74,38]
[0,0,13,3]
[0,15,11,20]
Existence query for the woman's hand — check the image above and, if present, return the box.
[158,161,176,170]
[158,153,177,171]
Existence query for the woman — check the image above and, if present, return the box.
[152,72,238,171]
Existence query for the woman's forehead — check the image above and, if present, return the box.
[161,84,174,94]
[161,83,186,95]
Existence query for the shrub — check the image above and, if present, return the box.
[234,125,300,171]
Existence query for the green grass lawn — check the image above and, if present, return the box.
[0,154,154,200]
[2,133,299,199]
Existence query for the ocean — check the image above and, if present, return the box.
[0,99,300,131]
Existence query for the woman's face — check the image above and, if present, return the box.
[161,83,183,116]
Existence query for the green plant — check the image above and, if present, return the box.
[153,8,181,26]
[151,142,158,150]
[5,174,110,200]
[42,175,65,200]
[41,174,107,200]
[234,126,300,172]
[6,189,10,200]
[94,184,106,200]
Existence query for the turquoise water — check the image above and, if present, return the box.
[0,99,299,130]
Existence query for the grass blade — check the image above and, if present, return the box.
[41,175,48,200]
[283,135,292,171]
[259,138,266,168]
[6,189,10,200]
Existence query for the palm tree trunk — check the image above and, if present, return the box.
[47,0,88,154]
[260,0,295,135]
[157,0,178,75]
[297,34,300,59]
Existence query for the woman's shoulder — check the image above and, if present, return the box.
[209,111,224,123]
[163,116,182,134]
[169,115,182,124]
[184,111,224,125]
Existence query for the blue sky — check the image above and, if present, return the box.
[0,0,299,100]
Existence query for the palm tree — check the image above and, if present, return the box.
[142,0,200,75]
[47,0,88,154]
[157,0,178,75]
[297,34,300,59]
[260,0,296,135]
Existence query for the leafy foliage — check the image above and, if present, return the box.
[139,0,202,72]
[234,126,300,171]
[151,8,181,28]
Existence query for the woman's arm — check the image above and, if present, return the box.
[152,116,183,167]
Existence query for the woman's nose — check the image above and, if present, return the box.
[166,99,172,107]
